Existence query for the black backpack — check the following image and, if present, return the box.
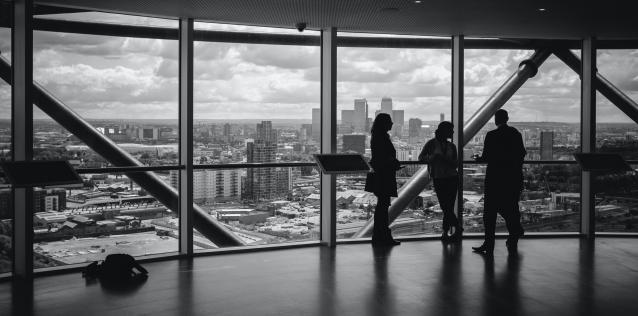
[83,254,148,280]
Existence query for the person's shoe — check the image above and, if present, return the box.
[506,237,519,253]
[472,243,494,255]
[388,239,401,246]
[449,227,464,243]
[440,232,450,243]
[372,239,401,247]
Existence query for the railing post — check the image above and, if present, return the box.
[581,38,596,238]
[179,17,194,255]
[452,35,464,234]
[320,27,337,247]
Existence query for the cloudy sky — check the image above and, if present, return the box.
[0,12,637,123]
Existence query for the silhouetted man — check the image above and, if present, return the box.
[472,109,526,255]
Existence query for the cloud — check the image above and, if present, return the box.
[1,17,638,123]
[239,45,319,70]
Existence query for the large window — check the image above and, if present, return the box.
[0,11,11,274]
[595,49,638,233]
[30,12,181,268]
[463,47,581,233]
[193,22,321,247]
[336,33,452,238]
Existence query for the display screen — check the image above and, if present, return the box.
[313,154,371,174]
[0,160,83,187]
[573,153,632,172]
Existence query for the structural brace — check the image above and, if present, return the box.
[354,48,552,237]
[0,56,245,247]
[553,49,638,124]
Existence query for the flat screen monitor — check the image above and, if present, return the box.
[313,154,372,174]
[573,153,633,172]
[0,160,83,187]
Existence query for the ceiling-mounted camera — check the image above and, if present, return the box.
[296,22,307,32]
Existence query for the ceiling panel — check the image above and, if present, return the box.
[35,0,638,39]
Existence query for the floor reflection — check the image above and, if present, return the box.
[367,246,395,316]
[481,252,523,316]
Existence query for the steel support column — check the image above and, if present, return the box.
[320,27,337,247]
[354,48,551,238]
[0,57,244,247]
[11,0,34,280]
[452,35,464,233]
[553,49,638,124]
[178,18,194,255]
[580,39,596,238]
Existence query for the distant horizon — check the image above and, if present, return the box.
[1,118,632,125]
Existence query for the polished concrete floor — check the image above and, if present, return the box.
[1,238,637,316]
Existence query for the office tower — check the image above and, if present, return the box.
[256,121,277,143]
[342,134,366,154]
[247,121,279,201]
[223,123,231,136]
[341,109,354,132]
[392,109,404,137]
[440,113,445,122]
[353,99,368,133]
[380,97,393,116]
[540,131,554,160]
[172,170,241,203]
[275,168,292,196]
[140,127,159,140]
[408,118,423,138]
[312,108,320,142]
[3,188,68,214]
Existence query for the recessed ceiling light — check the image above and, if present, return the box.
[538,8,547,12]
[415,0,422,3]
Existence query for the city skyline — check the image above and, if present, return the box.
[1,14,638,123]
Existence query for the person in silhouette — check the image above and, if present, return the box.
[472,109,526,255]
[419,121,462,242]
[365,113,402,247]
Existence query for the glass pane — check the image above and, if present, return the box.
[336,165,431,238]
[193,31,321,165]
[463,163,581,233]
[337,38,451,160]
[33,171,179,268]
[595,49,638,232]
[33,25,179,166]
[464,49,581,161]
[0,16,11,274]
[193,166,320,249]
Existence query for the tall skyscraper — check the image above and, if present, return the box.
[222,123,231,136]
[342,134,366,154]
[312,108,320,142]
[341,109,354,132]
[380,97,393,116]
[353,99,368,133]
[392,110,404,137]
[440,113,445,122]
[540,131,554,160]
[408,118,423,138]
[247,121,279,201]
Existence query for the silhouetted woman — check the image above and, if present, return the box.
[365,113,401,247]
[418,121,462,242]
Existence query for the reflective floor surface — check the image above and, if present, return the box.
[1,238,637,316]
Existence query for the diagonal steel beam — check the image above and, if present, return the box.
[354,48,552,238]
[0,56,245,247]
[553,49,638,124]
